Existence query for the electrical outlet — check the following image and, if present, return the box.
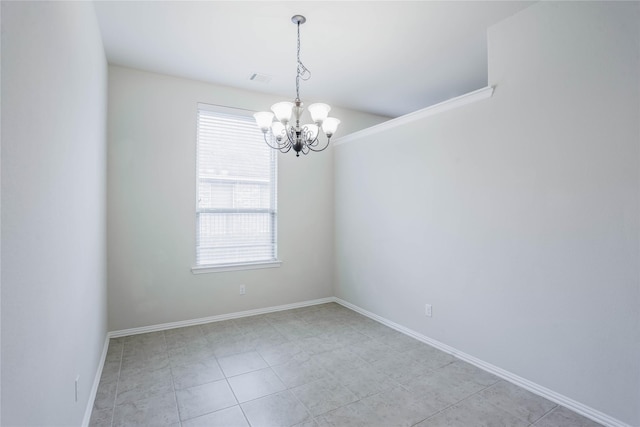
[425,304,433,317]
[75,375,80,402]
[240,285,246,295]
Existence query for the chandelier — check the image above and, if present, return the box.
[254,15,340,157]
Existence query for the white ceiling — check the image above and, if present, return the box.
[94,1,533,118]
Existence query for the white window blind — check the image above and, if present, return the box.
[196,103,278,268]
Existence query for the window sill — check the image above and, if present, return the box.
[191,260,282,274]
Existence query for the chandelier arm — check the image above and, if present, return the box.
[285,127,298,146]
[306,136,331,152]
[275,137,292,149]
[273,128,296,149]
[280,144,293,154]
[305,134,321,147]
[303,127,324,148]
[263,133,291,151]
[276,140,291,149]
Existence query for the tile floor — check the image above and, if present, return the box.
[89,303,602,427]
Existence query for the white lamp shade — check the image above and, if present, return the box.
[254,112,274,131]
[308,103,331,123]
[271,122,286,139]
[271,102,294,123]
[322,117,340,136]
[304,124,319,140]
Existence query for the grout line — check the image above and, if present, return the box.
[286,381,315,424]
[530,403,561,426]
[211,337,252,426]
[222,361,253,426]
[162,330,183,426]
[414,379,519,426]
[108,339,124,427]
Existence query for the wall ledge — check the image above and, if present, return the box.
[333,86,494,146]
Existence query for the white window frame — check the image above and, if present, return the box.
[192,103,281,274]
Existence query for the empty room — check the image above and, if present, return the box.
[1,1,639,426]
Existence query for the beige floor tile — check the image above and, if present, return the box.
[241,390,311,427]
[182,405,249,427]
[227,367,287,403]
[478,380,557,423]
[175,379,237,421]
[533,406,603,427]
[89,304,604,427]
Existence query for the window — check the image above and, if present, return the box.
[194,103,279,272]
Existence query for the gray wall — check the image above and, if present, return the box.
[334,2,639,425]
[107,66,388,332]
[1,2,108,425]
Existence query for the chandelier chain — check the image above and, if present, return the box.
[295,21,310,101]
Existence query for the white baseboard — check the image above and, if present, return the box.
[108,297,334,338]
[333,297,634,427]
[84,296,633,427]
[82,335,110,427]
